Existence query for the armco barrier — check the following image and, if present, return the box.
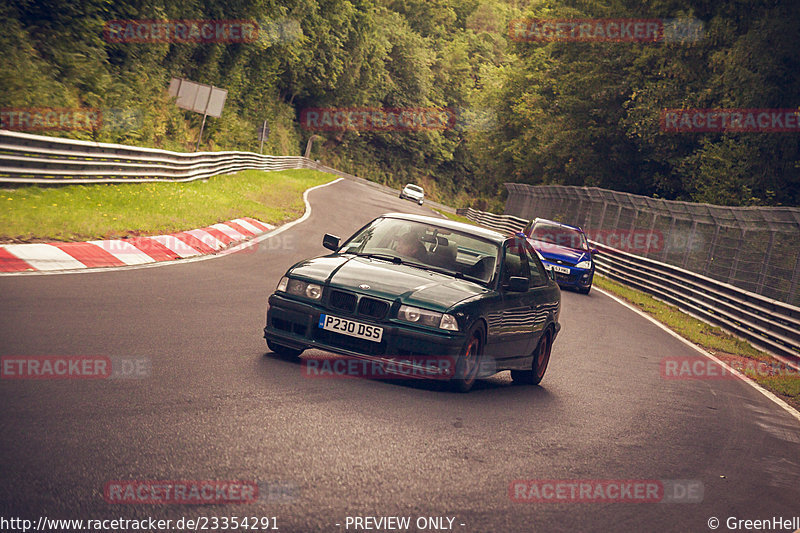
[0,129,457,206]
[458,207,800,365]
[0,129,307,183]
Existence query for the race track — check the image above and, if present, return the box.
[1,177,798,532]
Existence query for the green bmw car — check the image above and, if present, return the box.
[264,213,561,392]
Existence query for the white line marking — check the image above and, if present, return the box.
[595,286,800,423]
[0,178,344,276]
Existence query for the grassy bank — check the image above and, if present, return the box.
[0,169,334,243]
[594,275,800,412]
[432,209,473,225]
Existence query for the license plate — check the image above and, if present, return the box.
[319,314,383,343]
[551,264,570,274]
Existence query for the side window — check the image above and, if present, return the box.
[502,239,529,286]
[524,241,548,287]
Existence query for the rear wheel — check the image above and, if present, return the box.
[450,325,484,393]
[267,340,303,358]
[511,329,552,386]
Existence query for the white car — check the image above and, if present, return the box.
[400,184,424,205]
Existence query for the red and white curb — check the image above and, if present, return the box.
[0,218,274,273]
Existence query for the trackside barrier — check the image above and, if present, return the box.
[0,129,455,213]
[457,207,800,365]
[0,129,306,183]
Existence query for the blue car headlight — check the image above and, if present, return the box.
[398,305,459,331]
[575,260,592,269]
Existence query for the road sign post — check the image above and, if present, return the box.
[258,120,270,154]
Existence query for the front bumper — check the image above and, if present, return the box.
[400,193,424,203]
[542,260,594,289]
[264,293,464,378]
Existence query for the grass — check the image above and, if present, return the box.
[0,169,334,242]
[595,275,800,411]
[432,209,474,225]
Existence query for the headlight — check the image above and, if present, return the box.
[397,305,459,331]
[279,277,323,301]
[575,260,592,269]
[276,276,289,292]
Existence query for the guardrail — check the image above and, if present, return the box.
[455,208,528,234]
[0,129,310,183]
[458,207,800,365]
[0,129,460,216]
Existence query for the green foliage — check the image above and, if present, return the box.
[1,0,798,206]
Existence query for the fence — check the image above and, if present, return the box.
[505,183,800,308]
[457,206,800,365]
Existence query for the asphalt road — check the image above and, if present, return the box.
[1,177,799,533]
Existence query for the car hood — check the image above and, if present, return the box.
[528,238,590,265]
[287,255,488,312]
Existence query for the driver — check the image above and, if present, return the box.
[395,231,428,262]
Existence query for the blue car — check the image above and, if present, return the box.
[522,218,597,294]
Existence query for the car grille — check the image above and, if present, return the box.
[552,258,575,266]
[271,316,308,337]
[358,297,389,320]
[328,290,390,321]
[329,289,357,313]
[556,272,579,283]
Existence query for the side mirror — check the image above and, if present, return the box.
[506,276,529,292]
[590,248,599,256]
[547,268,556,281]
[323,233,340,251]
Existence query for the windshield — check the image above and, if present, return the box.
[340,217,498,284]
[531,222,588,251]
[406,185,423,192]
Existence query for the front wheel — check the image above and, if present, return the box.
[418,199,424,205]
[511,329,552,386]
[267,340,303,358]
[450,325,484,393]
[577,284,591,295]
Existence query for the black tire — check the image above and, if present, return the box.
[511,329,552,386]
[577,284,591,295]
[267,340,303,358]
[450,324,484,393]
